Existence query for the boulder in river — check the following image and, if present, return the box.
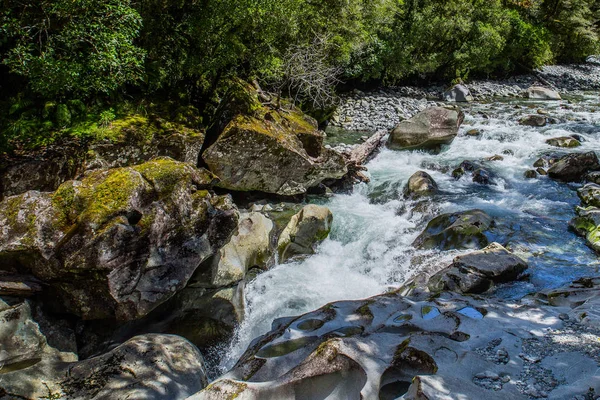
[413,209,494,250]
[0,334,207,400]
[428,243,528,294]
[387,106,464,151]
[277,204,333,262]
[524,170,538,179]
[444,84,474,102]
[526,86,562,100]
[0,158,239,321]
[547,152,600,182]
[519,115,547,126]
[578,183,600,208]
[404,171,438,198]
[546,137,581,148]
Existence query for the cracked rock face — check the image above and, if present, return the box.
[192,279,600,400]
[0,158,239,321]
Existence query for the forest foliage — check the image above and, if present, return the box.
[1,0,599,152]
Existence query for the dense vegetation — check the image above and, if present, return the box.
[1,0,599,153]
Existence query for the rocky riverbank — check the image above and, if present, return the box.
[330,60,600,133]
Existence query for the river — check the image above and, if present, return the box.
[217,92,600,374]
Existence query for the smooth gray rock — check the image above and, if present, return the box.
[444,84,474,102]
[190,279,600,400]
[526,86,562,100]
[387,107,464,151]
[0,334,207,400]
[277,205,333,262]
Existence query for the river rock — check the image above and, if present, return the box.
[526,86,562,100]
[524,170,538,179]
[472,168,492,184]
[191,280,600,400]
[519,115,547,126]
[548,152,600,182]
[429,243,528,294]
[404,171,438,198]
[277,205,333,262]
[0,158,238,321]
[444,84,474,102]
[0,334,207,400]
[191,212,274,288]
[546,137,581,148]
[413,209,494,250]
[203,81,346,196]
[387,106,464,151]
[586,171,600,184]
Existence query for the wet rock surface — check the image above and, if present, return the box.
[413,209,494,250]
[192,277,600,400]
[548,152,600,182]
[429,243,528,294]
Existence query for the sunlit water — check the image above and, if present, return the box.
[217,92,600,374]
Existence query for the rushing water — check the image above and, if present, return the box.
[218,92,600,373]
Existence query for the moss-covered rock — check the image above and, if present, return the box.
[546,137,581,148]
[404,171,438,198]
[413,209,494,250]
[202,81,346,196]
[0,158,238,320]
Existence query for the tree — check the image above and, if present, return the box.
[1,0,145,98]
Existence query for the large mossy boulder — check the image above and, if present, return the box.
[0,158,238,321]
[202,80,347,196]
[413,209,494,250]
[429,243,528,294]
[0,115,206,200]
[0,334,207,400]
[277,204,333,262]
[570,206,600,252]
[387,106,464,151]
[548,152,600,182]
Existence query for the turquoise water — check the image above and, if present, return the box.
[219,93,600,372]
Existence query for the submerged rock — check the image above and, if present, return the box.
[526,86,562,100]
[413,209,494,250]
[277,205,333,262]
[0,158,238,321]
[429,243,528,294]
[404,171,438,198]
[524,170,538,179]
[548,152,600,182]
[546,136,581,148]
[387,106,464,151]
[0,334,207,400]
